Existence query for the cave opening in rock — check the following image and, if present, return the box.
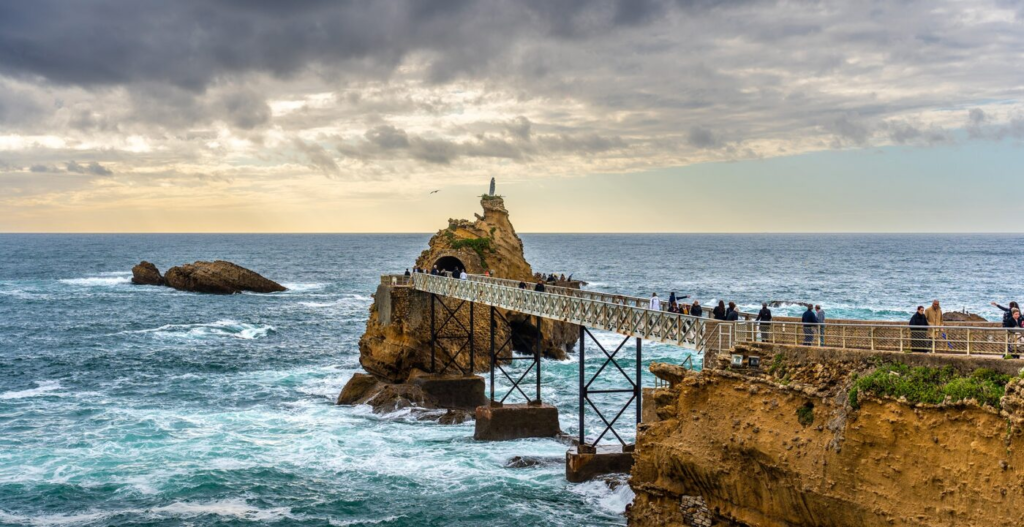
[434,256,466,275]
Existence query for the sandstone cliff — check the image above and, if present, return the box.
[629,345,1024,527]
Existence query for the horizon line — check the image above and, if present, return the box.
[3,231,1024,236]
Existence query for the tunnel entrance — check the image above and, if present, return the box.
[434,256,466,275]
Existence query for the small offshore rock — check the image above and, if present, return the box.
[131,261,164,286]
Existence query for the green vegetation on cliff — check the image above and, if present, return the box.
[849,363,1011,409]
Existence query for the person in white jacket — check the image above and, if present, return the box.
[649,293,661,311]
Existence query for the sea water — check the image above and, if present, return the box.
[2,234,1022,526]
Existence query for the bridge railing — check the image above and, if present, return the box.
[733,320,1015,356]
[412,273,720,352]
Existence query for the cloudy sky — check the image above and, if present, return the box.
[1,0,1023,232]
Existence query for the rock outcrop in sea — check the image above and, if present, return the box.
[341,194,579,418]
[130,260,286,294]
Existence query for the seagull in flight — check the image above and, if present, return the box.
[430,190,440,194]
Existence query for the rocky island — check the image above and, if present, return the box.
[131,260,286,294]
[339,192,579,418]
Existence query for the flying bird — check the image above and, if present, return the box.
[430,190,440,194]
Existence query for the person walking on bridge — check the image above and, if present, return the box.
[815,305,826,346]
[802,305,817,345]
[713,301,726,321]
[649,293,661,311]
[925,300,943,347]
[725,302,739,321]
[909,306,929,352]
[756,303,772,342]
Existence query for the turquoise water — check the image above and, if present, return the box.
[2,234,1022,526]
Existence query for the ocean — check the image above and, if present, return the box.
[2,233,1022,526]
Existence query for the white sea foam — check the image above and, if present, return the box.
[569,478,636,516]
[126,319,276,340]
[150,499,293,521]
[329,515,402,526]
[59,276,131,287]
[0,380,62,400]
[281,282,327,292]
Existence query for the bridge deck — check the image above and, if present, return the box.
[412,273,727,352]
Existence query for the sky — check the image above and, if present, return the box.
[1,0,1023,233]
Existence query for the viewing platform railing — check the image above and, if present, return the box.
[734,320,1015,356]
[390,272,1013,357]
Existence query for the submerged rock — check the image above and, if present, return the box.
[131,261,164,286]
[163,260,286,294]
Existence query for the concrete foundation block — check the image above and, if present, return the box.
[565,444,635,483]
[409,374,487,409]
[474,403,561,440]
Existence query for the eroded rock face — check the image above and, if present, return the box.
[131,261,164,286]
[629,353,1024,527]
[163,260,286,294]
[356,196,578,389]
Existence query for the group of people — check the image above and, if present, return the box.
[406,266,468,279]
[535,272,572,283]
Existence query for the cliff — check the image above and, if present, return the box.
[629,344,1024,527]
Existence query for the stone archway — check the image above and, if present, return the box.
[434,255,465,275]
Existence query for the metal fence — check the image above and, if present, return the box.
[734,320,1018,356]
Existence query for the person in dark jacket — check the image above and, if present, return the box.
[404,268,411,277]
[756,303,773,342]
[801,305,818,345]
[431,266,439,275]
[909,306,929,352]
[993,301,1020,327]
[725,302,739,321]
[713,301,726,320]
[690,301,703,317]
[534,281,546,292]
[518,281,527,289]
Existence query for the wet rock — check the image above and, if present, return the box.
[163,260,286,294]
[336,373,380,405]
[504,456,560,468]
[438,409,473,425]
[131,261,164,286]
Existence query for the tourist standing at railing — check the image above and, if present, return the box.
[815,305,826,345]
[756,303,772,341]
[725,302,739,321]
[909,306,929,352]
[801,305,817,345]
[713,301,726,320]
[518,281,526,289]
[459,269,468,280]
[690,300,702,317]
[925,300,943,345]
[650,293,661,311]
[431,266,439,275]
[404,268,411,278]
[534,281,545,292]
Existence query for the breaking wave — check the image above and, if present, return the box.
[0,380,62,400]
[126,319,276,341]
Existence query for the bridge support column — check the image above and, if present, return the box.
[568,327,642,482]
[474,307,560,441]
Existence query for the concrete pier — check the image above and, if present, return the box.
[565,444,635,483]
[409,374,487,409]
[474,402,561,440]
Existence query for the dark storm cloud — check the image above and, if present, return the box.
[0,0,739,90]
[336,122,625,167]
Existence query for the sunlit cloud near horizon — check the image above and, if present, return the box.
[1,0,1023,232]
